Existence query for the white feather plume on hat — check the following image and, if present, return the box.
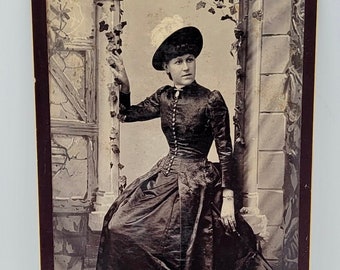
[150,15,186,48]
[150,15,203,70]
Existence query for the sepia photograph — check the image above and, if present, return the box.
[32,0,317,269]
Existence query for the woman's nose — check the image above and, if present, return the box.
[182,62,189,70]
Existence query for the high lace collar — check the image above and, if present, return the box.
[172,81,198,92]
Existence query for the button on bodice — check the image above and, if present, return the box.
[160,87,214,175]
[120,81,233,188]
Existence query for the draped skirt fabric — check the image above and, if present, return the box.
[96,156,241,270]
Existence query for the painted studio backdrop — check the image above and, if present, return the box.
[46,0,304,269]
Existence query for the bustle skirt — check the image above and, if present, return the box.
[96,156,255,270]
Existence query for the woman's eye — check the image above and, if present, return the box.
[175,60,182,64]
[186,57,195,63]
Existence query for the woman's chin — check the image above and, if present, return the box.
[180,78,195,86]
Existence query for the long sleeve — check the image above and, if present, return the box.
[207,90,234,189]
[119,86,168,122]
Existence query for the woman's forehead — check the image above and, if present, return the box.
[170,54,195,61]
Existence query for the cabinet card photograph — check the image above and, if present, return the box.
[32,0,316,269]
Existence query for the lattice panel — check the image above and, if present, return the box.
[49,51,87,122]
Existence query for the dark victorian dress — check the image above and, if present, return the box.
[97,81,254,270]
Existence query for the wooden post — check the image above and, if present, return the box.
[89,0,122,231]
[242,0,262,212]
[234,0,267,237]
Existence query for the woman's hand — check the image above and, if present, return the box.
[107,51,130,94]
[220,189,236,233]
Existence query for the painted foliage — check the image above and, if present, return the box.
[43,0,307,269]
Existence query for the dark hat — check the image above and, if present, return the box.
[152,26,203,70]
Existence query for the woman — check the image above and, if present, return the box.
[97,25,254,270]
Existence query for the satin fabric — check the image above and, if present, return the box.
[121,81,233,188]
[97,82,238,269]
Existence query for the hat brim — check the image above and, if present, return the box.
[152,26,203,71]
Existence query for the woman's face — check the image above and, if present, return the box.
[164,54,196,88]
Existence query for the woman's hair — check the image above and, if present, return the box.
[165,70,173,81]
[163,43,198,64]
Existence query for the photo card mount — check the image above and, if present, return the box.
[32,0,317,269]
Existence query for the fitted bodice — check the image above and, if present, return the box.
[160,86,214,160]
[119,81,233,188]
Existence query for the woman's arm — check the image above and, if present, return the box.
[208,90,236,232]
[108,52,130,94]
[107,52,162,122]
[208,90,233,188]
[221,188,236,232]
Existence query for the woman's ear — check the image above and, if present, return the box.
[163,62,169,72]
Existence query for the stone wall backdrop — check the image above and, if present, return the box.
[259,1,292,268]
[45,0,305,269]
[259,1,305,269]
[234,0,305,269]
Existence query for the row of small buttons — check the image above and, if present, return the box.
[164,90,180,176]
